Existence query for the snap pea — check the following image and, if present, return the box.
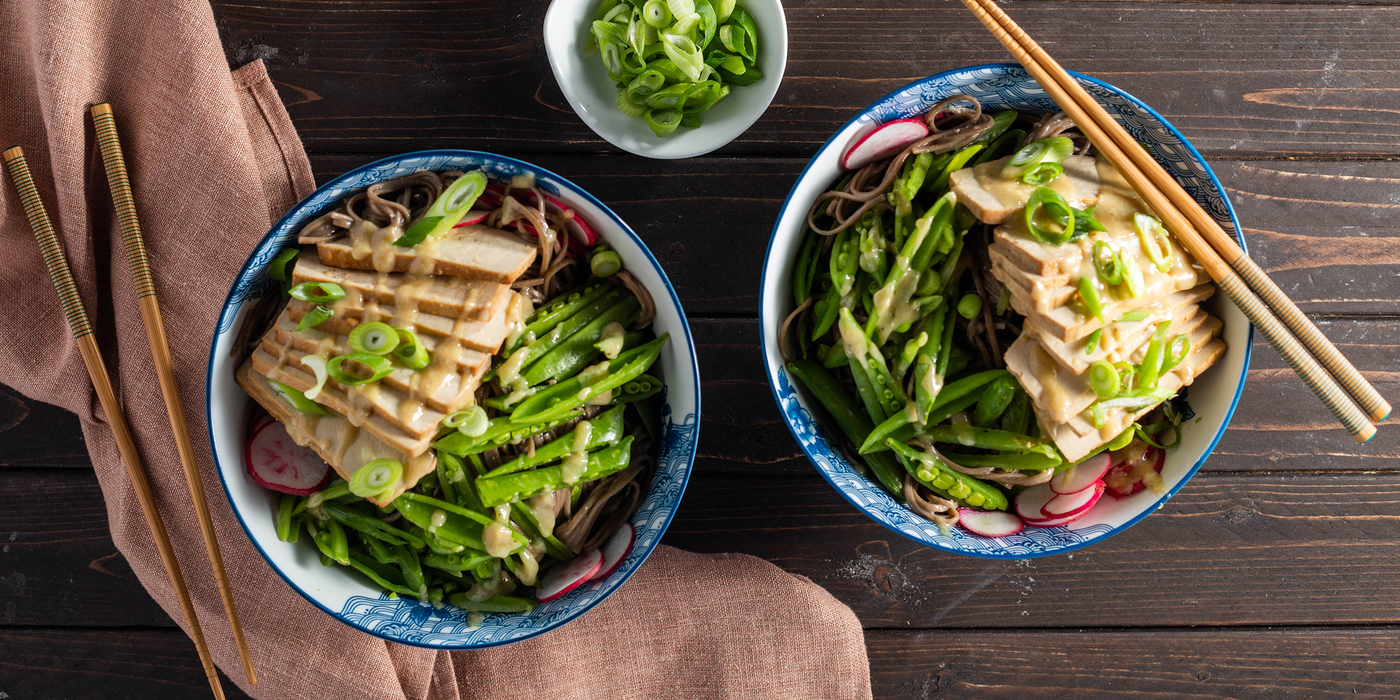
[792,227,824,305]
[395,544,426,597]
[1000,390,1032,436]
[325,518,350,566]
[423,550,494,576]
[924,385,986,426]
[522,296,640,385]
[276,494,298,542]
[810,283,841,340]
[484,405,625,478]
[475,437,634,508]
[971,127,1027,167]
[434,411,581,455]
[509,282,615,353]
[608,373,664,404]
[942,450,1063,472]
[509,335,669,425]
[935,299,957,376]
[829,228,859,297]
[911,302,947,420]
[885,438,1008,510]
[323,501,423,547]
[971,110,1019,149]
[446,593,538,613]
[347,550,418,597]
[918,424,1060,460]
[508,502,573,560]
[510,286,628,373]
[927,144,984,193]
[972,376,1018,428]
[393,496,489,552]
[364,531,397,565]
[785,360,905,499]
[837,309,905,420]
[436,449,461,506]
[897,152,934,206]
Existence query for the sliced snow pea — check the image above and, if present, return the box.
[886,438,1009,511]
[433,411,582,456]
[919,424,1059,460]
[522,295,640,385]
[786,360,905,500]
[509,335,669,425]
[447,594,538,613]
[972,376,1018,428]
[484,405,626,478]
[476,437,635,508]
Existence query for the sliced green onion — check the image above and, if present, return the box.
[301,355,329,400]
[644,108,683,137]
[327,353,395,386]
[591,249,623,277]
[1020,161,1063,186]
[643,0,671,26]
[444,406,489,437]
[394,170,488,247]
[956,293,983,319]
[713,0,736,22]
[726,7,759,63]
[660,32,704,81]
[269,248,300,284]
[1116,311,1150,323]
[269,380,336,417]
[1088,360,1121,398]
[1090,388,1176,429]
[1120,251,1146,298]
[1024,186,1076,246]
[1001,136,1073,179]
[1137,421,1182,450]
[672,10,700,34]
[289,281,346,304]
[393,328,431,370]
[665,0,694,19]
[1137,323,1171,389]
[1094,240,1125,286]
[296,305,334,332]
[349,458,403,499]
[1164,333,1191,372]
[718,53,745,74]
[1077,276,1104,322]
[617,90,648,116]
[679,81,726,115]
[1135,213,1174,273]
[348,322,400,355]
[1084,328,1102,355]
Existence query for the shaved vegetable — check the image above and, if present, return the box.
[327,352,394,386]
[348,322,400,355]
[394,169,487,246]
[349,458,404,500]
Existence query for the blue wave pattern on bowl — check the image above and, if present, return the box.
[769,65,1247,558]
[340,407,699,645]
[210,150,699,648]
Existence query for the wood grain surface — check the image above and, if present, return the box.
[2,0,1398,695]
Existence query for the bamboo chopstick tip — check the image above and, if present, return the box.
[90,102,113,117]
[2,145,24,162]
[1356,423,1377,443]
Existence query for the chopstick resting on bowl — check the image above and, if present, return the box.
[956,0,1389,442]
[89,103,257,686]
[2,146,230,700]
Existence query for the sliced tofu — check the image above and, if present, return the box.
[318,224,537,284]
[268,311,488,413]
[1026,288,1214,375]
[288,298,509,353]
[236,359,434,505]
[948,154,1100,225]
[1007,313,1223,426]
[292,255,509,322]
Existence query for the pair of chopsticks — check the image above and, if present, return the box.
[3,105,255,699]
[957,0,1391,442]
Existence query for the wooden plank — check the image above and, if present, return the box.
[210,0,1400,157]
[2,315,1396,475]
[0,628,250,699]
[0,383,88,468]
[867,626,1400,699]
[13,467,1400,629]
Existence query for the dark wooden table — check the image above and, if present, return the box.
[4,1,1400,697]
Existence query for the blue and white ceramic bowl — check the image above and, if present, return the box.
[760,65,1252,559]
[207,151,699,647]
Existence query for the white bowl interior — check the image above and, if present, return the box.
[542,0,788,159]
[208,152,699,646]
[761,66,1251,558]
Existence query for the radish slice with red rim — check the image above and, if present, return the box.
[1041,481,1105,518]
[588,523,634,582]
[1015,482,1059,523]
[1103,448,1165,498]
[529,191,598,246]
[1050,453,1111,495]
[246,420,332,496]
[842,118,931,170]
[957,509,1024,538]
[535,549,602,603]
[451,209,492,228]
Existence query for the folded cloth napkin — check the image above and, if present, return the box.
[0,1,872,698]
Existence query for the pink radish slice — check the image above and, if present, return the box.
[451,209,492,228]
[1041,481,1105,519]
[842,118,930,170]
[1015,482,1059,523]
[1050,452,1112,495]
[1104,447,1165,498]
[245,420,331,496]
[530,191,599,246]
[958,509,1024,538]
[478,183,506,209]
[1024,510,1083,528]
[250,410,275,435]
[588,523,635,581]
[535,549,603,602]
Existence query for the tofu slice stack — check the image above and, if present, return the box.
[240,223,538,492]
[957,154,1227,462]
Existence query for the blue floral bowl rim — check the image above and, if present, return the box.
[757,63,1254,559]
[205,149,701,646]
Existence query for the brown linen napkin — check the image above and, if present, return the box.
[0,1,872,698]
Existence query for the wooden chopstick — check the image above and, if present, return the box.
[956,0,1381,442]
[961,0,1391,427]
[2,146,229,700]
[89,104,258,686]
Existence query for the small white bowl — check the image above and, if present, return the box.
[543,0,787,159]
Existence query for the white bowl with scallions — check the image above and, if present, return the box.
[543,0,787,159]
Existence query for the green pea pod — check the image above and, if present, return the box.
[925,386,986,427]
[829,229,859,297]
[476,437,635,508]
[423,550,494,576]
[447,594,539,613]
[972,376,1018,428]
[810,284,841,340]
[886,439,1008,511]
[971,128,1027,167]
[522,296,640,385]
[511,282,615,353]
[918,424,1059,460]
[1000,390,1032,436]
[942,450,1062,472]
[364,533,397,565]
[393,497,489,552]
[927,144,984,194]
[434,411,581,456]
[608,373,665,404]
[785,360,905,500]
[323,501,421,547]
[899,152,935,205]
[347,550,418,597]
[970,111,1019,148]
[484,405,626,478]
[512,287,629,374]
[394,544,426,596]
[509,335,669,425]
[276,494,298,542]
[860,408,916,455]
[325,519,350,566]
[792,228,823,305]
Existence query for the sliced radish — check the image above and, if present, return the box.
[1104,447,1165,498]
[1041,481,1105,518]
[1015,482,1059,523]
[588,523,635,581]
[842,118,930,170]
[1025,510,1083,528]
[245,420,331,496]
[1050,453,1112,495]
[529,191,599,246]
[535,549,603,603]
[478,183,506,209]
[957,509,1024,538]
[451,209,492,228]
[250,409,275,435]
